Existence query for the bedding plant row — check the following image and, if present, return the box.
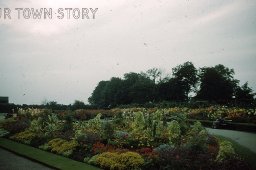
[0,108,253,170]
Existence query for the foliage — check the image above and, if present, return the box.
[132,111,146,131]
[10,130,37,144]
[185,121,208,153]
[17,108,44,118]
[42,138,78,157]
[197,64,238,102]
[0,128,9,137]
[71,100,86,110]
[153,144,173,153]
[29,113,62,138]
[76,131,101,146]
[172,61,198,100]
[1,118,30,134]
[102,121,114,140]
[168,120,181,146]
[89,62,255,107]
[216,140,235,162]
[90,151,144,170]
[235,82,255,105]
[3,107,254,169]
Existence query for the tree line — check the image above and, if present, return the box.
[89,62,255,108]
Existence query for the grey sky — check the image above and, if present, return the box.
[0,0,256,105]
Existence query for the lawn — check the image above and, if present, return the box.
[215,135,256,169]
[0,138,101,170]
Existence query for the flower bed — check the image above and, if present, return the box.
[0,108,252,169]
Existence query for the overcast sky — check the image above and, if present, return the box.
[0,0,256,105]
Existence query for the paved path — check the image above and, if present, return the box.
[207,128,256,153]
[0,148,53,170]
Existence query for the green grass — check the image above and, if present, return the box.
[0,138,101,170]
[215,135,256,169]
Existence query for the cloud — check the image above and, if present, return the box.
[192,1,246,27]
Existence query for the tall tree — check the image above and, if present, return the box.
[144,68,163,84]
[172,61,198,100]
[72,100,86,110]
[196,64,238,103]
[124,72,155,103]
[88,81,109,107]
[235,82,255,105]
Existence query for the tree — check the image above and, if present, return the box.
[72,100,85,110]
[88,81,109,107]
[172,62,198,100]
[235,82,255,105]
[143,68,163,84]
[104,77,124,106]
[124,72,155,103]
[196,64,238,103]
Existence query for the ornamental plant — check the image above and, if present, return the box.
[89,151,144,170]
[0,128,9,137]
[132,111,146,131]
[10,130,37,144]
[41,138,78,157]
[216,140,235,162]
[168,120,181,146]
[185,121,208,153]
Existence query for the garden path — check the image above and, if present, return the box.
[207,128,256,153]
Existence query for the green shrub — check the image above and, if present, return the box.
[0,128,9,137]
[185,121,208,153]
[216,140,235,162]
[10,130,36,144]
[102,121,114,140]
[119,151,145,169]
[44,138,78,157]
[2,118,30,134]
[89,151,144,170]
[168,120,181,146]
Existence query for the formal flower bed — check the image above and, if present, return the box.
[0,108,252,169]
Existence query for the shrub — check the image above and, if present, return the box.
[44,113,63,137]
[18,108,45,118]
[119,151,145,169]
[102,121,114,140]
[216,140,235,162]
[76,131,101,145]
[185,121,208,153]
[30,136,48,147]
[44,138,78,157]
[10,130,36,144]
[89,151,144,170]
[153,144,173,153]
[29,113,63,138]
[129,131,153,149]
[92,142,106,154]
[2,118,30,134]
[0,128,9,137]
[168,120,181,146]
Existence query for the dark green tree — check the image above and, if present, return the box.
[157,62,197,101]
[72,100,86,110]
[142,68,163,84]
[196,64,238,103]
[235,82,255,105]
[172,61,198,100]
[88,81,109,107]
[124,72,155,103]
[104,77,124,106]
